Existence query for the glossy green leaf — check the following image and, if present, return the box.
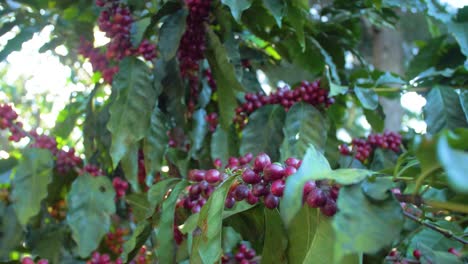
[354,86,378,110]
[0,205,23,259]
[147,178,180,213]
[281,145,331,226]
[125,193,151,223]
[459,90,468,121]
[29,225,65,263]
[66,174,116,257]
[191,176,236,263]
[190,109,208,157]
[107,58,156,186]
[437,133,468,193]
[286,206,316,264]
[131,17,151,48]
[158,9,187,60]
[285,5,305,49]
[262,0,285,26]
[222,227,242,253]
[423,86,468,135]
[221,0,253,22]
[261,208,288,264]
[418,243,462,264]
[333,183,404,260]
[316,169,375,185]
[210,126,239,166]
[240,105,286,161]
[281,103,329,160]
[157,181,188,263]
[53,98,86,139]
[408,220,463,255]
[302,209,336,263]
[205,28,244,130]
[11,148,53,226]
[143,107,169,177]
[121,221,152,262]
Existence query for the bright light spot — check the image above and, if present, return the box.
[161,166,169,172]
[54,45,68,56]
[256,70,272,94]
[0,150,10,159]
[358,116,371,130]
[344,51,354,69]
[295,133,300,140]
[405,118,427,134]
[401,92,426,113]
[93,27,110,47]
[337,128,352,143]
[444,216,452,221]
[440,0,468,8]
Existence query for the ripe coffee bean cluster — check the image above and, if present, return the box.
[80,164,105,177]
[78,40,118,84]
[204,69,217,91]
[88,246,149,264]
[21,257,48,264]
[178,0,212,113]
[339,131,402,162]
[205,112,218,132]
[234,80,335,128]
[0,104,26,142]
[222,243,258,264]
[303,180,339,216]
[112,177,129,199]
[104,228,128,255]
[55,148,83,175]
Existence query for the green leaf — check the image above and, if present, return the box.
[354,86,378,110]
[53,98,86,139]
[418,243,462,264]
[261,208,288,264]
[157,181,188,263]
[316,169,375,185]
[423,86,468,135]
[222,227,242,252]
[210,126,239,166]
[262,0,285,27]
[158,9,187,60]
[281,145,331,226]
[285,5,305,50]
[121,221,152,262]
[221,0,253,22]
[29,225,65,263]
[143,107,169,176]
[408,220,463,255]
[459,90,468,121]
[190,109,208,157]
[0,205,23,259]
[107,58,156,186]
[131,17,151,47]
[333,183,404,260]
[191,176,236,263]
[301,209,336,263]
[437,133,468,193]
[147,178,180,214]
[310,37,340,84]
[205,28,244,130]
[11,148,53,226]
[281,103,330,160]
[286,206,316,264]
[66,174,116,257]
[361,177,394,201]
[240,105,286,161]
[0,26,38,61]
[125,193,151,223]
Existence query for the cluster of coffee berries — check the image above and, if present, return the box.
[179,168,222,213]
[0,104,27,142]
[78,40,118,84]
[29,130,58,154]
[112,177,129,199]
[204,69,217,91]
[88,252,119,264]
[48,200,67,220]
[178,0,212,113]
[21,257,48,264]
[104,228,128,255]
[80,164,105,177]
[303,180,339,216]
[234,80,335,128]
[205,112,218,132]
[339,131,402,162]
[55,148,83,175]
[225,154,299,209]
[386,247,461,263]
[222,243,258,264]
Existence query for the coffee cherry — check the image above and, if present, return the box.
[320,199,338,216]
[253,153,271,172]
[284,166,297,177]
[270,180,285,197]
[205,169,221,183]
[413,249,422,260]
[242,168,261,184]
[448,248,461,257]
[263,163,285,182]
[225,196,235,209]
[285,157,301,168]
[264,193,279,209]
[306,188,327,208]
[246,191,259,205]
[252,183,269,197]
[234,185,250,201]
[189,169,205,182]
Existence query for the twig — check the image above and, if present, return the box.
[403,211,468,245]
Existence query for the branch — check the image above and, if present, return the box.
[403,211,468,245]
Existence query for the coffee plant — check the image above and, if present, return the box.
[0,0,467,263]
